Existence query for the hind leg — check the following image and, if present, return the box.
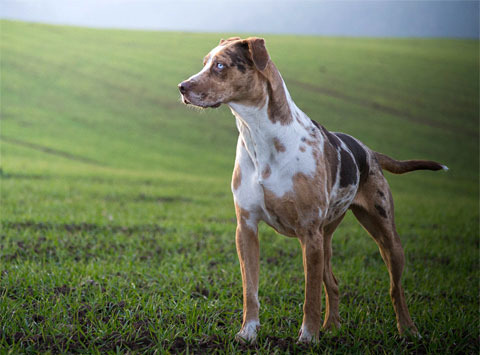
[351,175,418,336]
[322,214,345,331]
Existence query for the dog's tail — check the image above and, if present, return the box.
[375,152,448,174]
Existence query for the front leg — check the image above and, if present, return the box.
[234,204,260,343]
[298,231,324,343]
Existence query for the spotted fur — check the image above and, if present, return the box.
[179,37,446,344]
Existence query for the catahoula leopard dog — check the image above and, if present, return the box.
[178,37,447,343]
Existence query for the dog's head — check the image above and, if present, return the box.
[178,37,270,109]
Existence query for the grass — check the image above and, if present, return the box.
[0,20,478,353]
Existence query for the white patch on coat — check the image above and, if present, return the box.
[298,324,315,343]
[231,136,264,232]
[229,97,320,194]
[236,320,260,343]
[318,207,324,219]
[185,45,223,82]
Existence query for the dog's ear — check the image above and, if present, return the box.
[247,37,269,71]
[219,37,241,45]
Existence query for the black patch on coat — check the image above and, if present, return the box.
[375,204,388,218]
[320,125,341,149]
[225,44,253,73]
[335,133,369,183]
[310,119,321,130]
[377,190,385,199]
[339,149,357,187]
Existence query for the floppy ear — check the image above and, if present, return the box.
[247,37,269,71]
[219,37,241,45]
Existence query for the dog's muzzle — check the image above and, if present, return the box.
[178,80,221,108]
[178,81,191,105]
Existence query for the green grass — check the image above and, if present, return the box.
[1,20,478,353]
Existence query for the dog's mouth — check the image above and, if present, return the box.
[181,94,221,109]
[181,95,191,105]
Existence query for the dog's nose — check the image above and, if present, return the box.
[178,81,191,94]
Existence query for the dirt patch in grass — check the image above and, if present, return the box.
[2,221,168,235]
[0,170,51,180]
[1,221,168,263]
[103,193,193,204]
[54,284,73,295]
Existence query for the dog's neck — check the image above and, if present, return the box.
[228,74,315,173]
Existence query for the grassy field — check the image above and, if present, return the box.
[0,20,478,353]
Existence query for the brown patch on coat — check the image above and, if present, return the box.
[273,137,286,153]
[299,146,306,152]
[232,164,242,190]
[262,140,329,238]
[235,203,251,225]
[248,37,269,71]
[262,188,298,238]
[263,171,328,238]
[264,61,293,125]
[323,139,338,187]
[262,164,271,179]
[247,38,293,125]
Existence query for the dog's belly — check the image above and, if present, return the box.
[324,184,358,223]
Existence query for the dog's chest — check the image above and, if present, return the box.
[235,145,330,235]
[233,136,360,236]
[260,165,358,235]
[260,170,327,236]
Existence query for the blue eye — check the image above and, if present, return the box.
[216,63,225,70]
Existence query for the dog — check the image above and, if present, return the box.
[178,37,447,343]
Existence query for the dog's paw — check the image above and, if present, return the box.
[235,321,260,344]
[398,323,420,339]
[297,325,318,344]
[322,317,341,332]
[400,325,422,340]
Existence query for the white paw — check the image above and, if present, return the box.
[297,324,318,344]
[235,320,260,344]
